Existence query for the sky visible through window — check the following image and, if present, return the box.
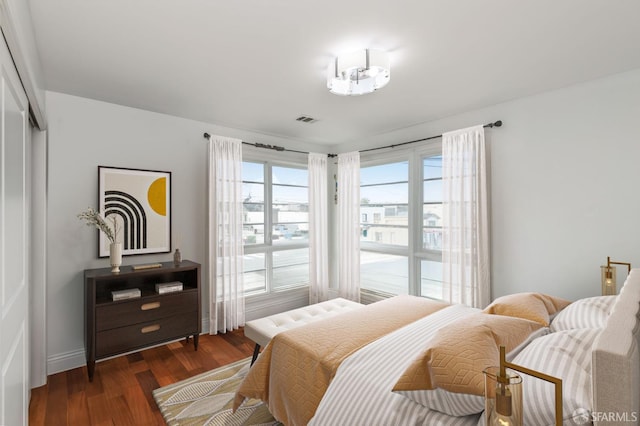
[242,162,308,204]
[360,157,442,204]
[245,157,442,205]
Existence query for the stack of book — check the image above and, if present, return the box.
[155,281,183,294]
[111,288,141,301]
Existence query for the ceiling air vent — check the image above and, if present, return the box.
[295,115,318,123]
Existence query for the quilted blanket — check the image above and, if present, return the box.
[233,295,449,426]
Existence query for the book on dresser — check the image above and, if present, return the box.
[155,281,183,294]
[111,288,141,301]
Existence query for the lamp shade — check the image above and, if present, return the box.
[327,49,390,96]
[484,366,523,426]
[601,265,616,295]
[600,256,630,295]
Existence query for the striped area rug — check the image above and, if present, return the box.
[153,357,280,426]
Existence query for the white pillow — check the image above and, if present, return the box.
[550,296,616,332]
[512,328,600,425]
[394,388,485,417]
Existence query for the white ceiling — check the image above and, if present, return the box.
[28,0,640,146]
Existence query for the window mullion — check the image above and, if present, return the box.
[265,163,273,293]
[408,153,421,296]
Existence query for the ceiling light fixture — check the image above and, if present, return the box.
[327,49,390,96]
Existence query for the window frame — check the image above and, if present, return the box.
[242,154,310,297]
[359,142,442,299]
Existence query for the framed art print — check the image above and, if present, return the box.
[98,166,171,257]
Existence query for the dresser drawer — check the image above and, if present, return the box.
[95,313,198,358]
[96,290,197,331]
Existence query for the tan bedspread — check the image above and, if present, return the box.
[233,295,449,426]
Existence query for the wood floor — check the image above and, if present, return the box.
[29,329,255,426]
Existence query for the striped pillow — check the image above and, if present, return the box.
[550,295,617,332]
[512,328,600,425]
[394,388,485,417]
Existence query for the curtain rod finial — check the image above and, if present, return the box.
[493,120,502,127]
[203,132,210,139]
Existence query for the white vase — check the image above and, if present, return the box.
[110,242,122,273]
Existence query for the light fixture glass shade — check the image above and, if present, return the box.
[601,265,616,295]
[484,366,523,426]
[327,49,390,96]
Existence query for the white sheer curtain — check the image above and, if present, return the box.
[308,153,329,304]
[207,135,245,333]
[337,151,361,302]
[442,125,490,308]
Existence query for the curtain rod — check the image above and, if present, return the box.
[203,120,502,158]
[358,120,502,154]
[202,133,309,155]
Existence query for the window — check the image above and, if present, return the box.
[242,161,309,295]
[359,151,443,301]
[360,161,409,295]
[419,155,443,299]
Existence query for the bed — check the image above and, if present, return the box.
[234,270,640,426]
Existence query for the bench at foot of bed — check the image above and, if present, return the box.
[244,297,364,365]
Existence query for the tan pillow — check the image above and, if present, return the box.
[482,292,571,326]
[393,313,543,396]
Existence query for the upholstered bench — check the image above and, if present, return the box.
[244,297,364,364]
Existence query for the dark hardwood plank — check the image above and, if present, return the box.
[140,345,180,388]
[105,394,138,425]
[66,367,88,396]
[134,369,161,413]
[29,329,254,426]
[43,372,68,426]
[122,380,159,426]
[28,385,47,426]
[86,393,117,426]
[100,356,141,399]
[67,392,91,426]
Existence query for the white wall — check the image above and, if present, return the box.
[45,91,325,373]
[335,68,640,301]
[46,68,640,374]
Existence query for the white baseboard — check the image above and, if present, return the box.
[47,348,86,376]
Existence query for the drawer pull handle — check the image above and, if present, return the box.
[141,324,160,334]
[141,302,161,311]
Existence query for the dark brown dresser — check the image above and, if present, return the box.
[84,260,201,381]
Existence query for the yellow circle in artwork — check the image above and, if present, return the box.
[148,177,167,216]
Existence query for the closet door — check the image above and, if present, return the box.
[0,33,30,425]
